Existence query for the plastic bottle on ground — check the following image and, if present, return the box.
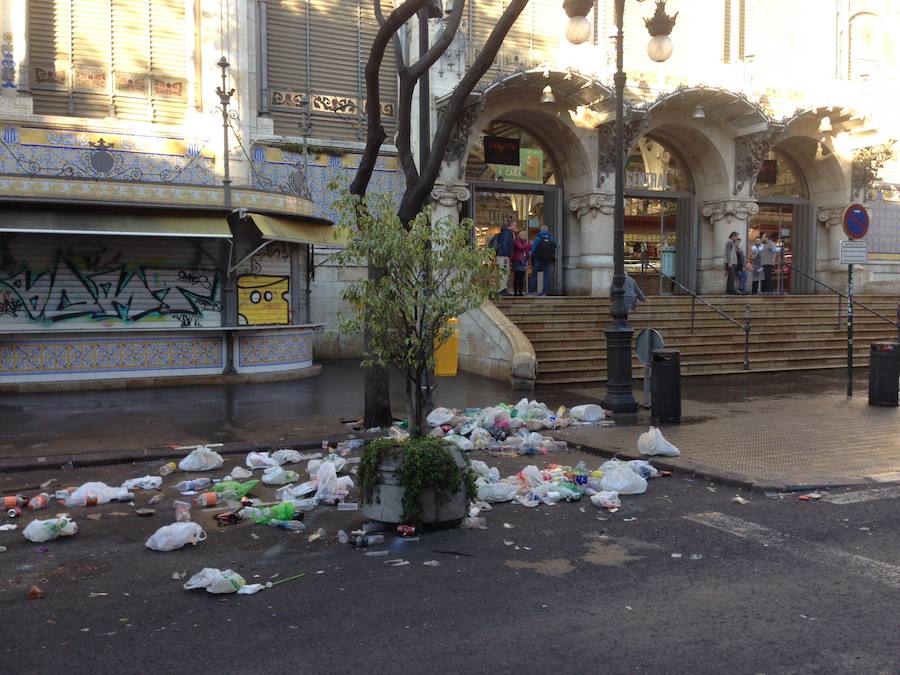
[2,495,26,509]
[27,493,51,511]
[337,529,349,544]
[194,492,218,507]
[271,520,306,532]
[174,500,192,522]
[175,478,212,492]
[158,461,177,476]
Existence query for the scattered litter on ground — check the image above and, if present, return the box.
[365,549,390,557]
[732,496,750,505]
[307,527,326,543]
[461,516,487,530]
[798,492,824,501]
[183,568,248,594]
[503,522,514,529]
[671,553,683,558]
[423,560,440,567]
[0,523,18,531]
[89,592,108,598]
[135,508,156,517]
[27,585,45,600]
[86,513,103,521]
[689,554,703,561]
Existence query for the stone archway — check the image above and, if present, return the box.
[437,68,601,295]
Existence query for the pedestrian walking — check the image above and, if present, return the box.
[724,231,739,295]
[490,219,515,296]
[759,233,778,294]
[750,236,764,294]
[528,224,557,296]
[610,272,646,312]
[511,227,530,296]
[735,237,748,294]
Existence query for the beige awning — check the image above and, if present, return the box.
[247,212,344,247]
[0,210,232,238]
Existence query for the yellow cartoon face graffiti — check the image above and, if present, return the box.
[237,275,290,325]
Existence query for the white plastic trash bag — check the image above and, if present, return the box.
[245,451,277,470]
[314,462,338,502]
[469,428,493,449]
[146,522,207,551]
[570,404,605,422]
[183,567,246,594]
[518,465,546,488]
[262,466,300,485]
[590,491,622,509]
[637,426,680,457]
[477,481,519,503]
[23,515,77,543]
[121,475,163,491]
[65,482,133,507]
[628,460,659,479]
[470,460,491,479]
[226,466,253,480]
[599,459,648,495]
[444,435,474,451]
[272,449,302,465]
[426,407,454,427]
[179,446,224,472]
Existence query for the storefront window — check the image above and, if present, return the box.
[624,138,690,192]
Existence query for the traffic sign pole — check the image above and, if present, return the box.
[847,260,854,397]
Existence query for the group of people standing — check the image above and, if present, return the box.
[493,219,557,296]
[724,231,782,295]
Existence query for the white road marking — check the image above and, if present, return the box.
[684,512,900,590]
[826,485,900,505]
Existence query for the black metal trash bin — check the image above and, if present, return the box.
[651,348,681,423]
[868,341,899,407]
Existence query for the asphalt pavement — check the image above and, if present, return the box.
[1,451,898,674]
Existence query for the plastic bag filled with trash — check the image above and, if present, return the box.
[178,446,224,472]
[23,515,78,543]
[638,426,680,457]
[145,522,207,551]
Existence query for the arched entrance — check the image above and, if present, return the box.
[623,136,694,295]
[751,148,813,293]
[464,122,563,294]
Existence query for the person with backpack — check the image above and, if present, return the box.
[489,220,516,296]
[528,224,557,296]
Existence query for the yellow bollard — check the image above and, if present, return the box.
[434,317,460,377]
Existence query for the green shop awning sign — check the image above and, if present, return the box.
[493,148,544,184]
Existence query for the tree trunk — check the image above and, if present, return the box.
[362,265,394,429]
[410,364,428,438]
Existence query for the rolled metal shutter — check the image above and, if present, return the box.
[0,235,223,330]
[29,0,73,116]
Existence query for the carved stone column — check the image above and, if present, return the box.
[430,181,470,224]
[568,191,615,295]
[702,198,758,290]
[819,204,849,281]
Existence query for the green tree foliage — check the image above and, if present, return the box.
[331,184,501,437]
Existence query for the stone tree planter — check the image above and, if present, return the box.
[360,440,470,526]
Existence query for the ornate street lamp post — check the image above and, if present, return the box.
[215,56,237,209]
[563,0,676,413]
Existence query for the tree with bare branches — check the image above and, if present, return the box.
[350,0,529,427]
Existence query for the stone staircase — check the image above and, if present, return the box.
[496,294,900,386]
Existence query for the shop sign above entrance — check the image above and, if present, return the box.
[842,203,869,240]
[625,171,668,191]
[483,136,520,166]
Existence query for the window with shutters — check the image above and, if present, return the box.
[265,0,397,142]
[28,0,189,125]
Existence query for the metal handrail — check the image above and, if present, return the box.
[642,261,751,370]
[788,265,900,332]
